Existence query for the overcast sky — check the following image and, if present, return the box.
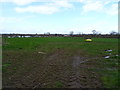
[0,0,118,34]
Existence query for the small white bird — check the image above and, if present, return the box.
[105,49,112,52]
[104,56,110,59]
[38,52,46,54]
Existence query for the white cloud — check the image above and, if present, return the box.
[80,0,119,15]
[79,0,119,3]
[0,0,75,5]
[0,0,37,5]
[1,0,118,15]
[82,1,103,13]
[0,0,119,5]
[106,4,118,15]
[12,0,37,5]
[52,0,73,8]
[15,5,59,14]
[15,1,73,14]
[0,17,23,23]
[0,0,118,34]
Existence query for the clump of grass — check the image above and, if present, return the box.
[96,55,119,88]
[101,70,118,88]
[2,62,11,72]
[55,81,64,88]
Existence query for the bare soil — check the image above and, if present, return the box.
[2,49,102,88]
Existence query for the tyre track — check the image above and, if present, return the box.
[66,56,101,88]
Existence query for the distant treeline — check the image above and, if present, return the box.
[1,34,119,38]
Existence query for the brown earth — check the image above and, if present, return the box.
[2,48,102,88]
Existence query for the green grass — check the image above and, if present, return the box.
[102,56,119,88]
[101,70,118,88]
[2,62,11,73]
[55,81,64,88]
[3,37,118,55]
[2,37,119,88]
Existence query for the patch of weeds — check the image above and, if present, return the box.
[19,47,22,49]
[2,62,11,72]
[92,56,118,88]
[54,81,64,88]
[13,67,17,71]
[111,55,119,59]
[97,58,118,88]
[101,70,118,88]
[2,63,11,67]
[101,59,117,68]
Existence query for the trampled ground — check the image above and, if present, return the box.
[2,37,119,88]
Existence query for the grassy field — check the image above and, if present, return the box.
[2,37,119,88]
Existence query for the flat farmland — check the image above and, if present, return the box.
[2,37,119,88]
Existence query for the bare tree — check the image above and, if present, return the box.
[92,30,97,34]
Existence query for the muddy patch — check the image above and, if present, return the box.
[65,55,102,88]
[3,50,102,88]
[72,56,88,67]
